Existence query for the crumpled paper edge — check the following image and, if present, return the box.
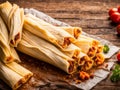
[24,8,120,90]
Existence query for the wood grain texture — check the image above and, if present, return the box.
[0,0,120,90]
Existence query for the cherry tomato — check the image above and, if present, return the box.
[117,52,120,62]
[110,12,120,23]
[118,6,120,13]
[117,24,120,34]
[109,8,118,16]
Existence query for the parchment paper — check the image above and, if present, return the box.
[24,8,120,90]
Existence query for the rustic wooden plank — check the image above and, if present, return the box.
[46,13,108,20]
[93,86,120,90]
[55,19,113,29]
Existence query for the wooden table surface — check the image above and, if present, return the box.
[0,0,120,90]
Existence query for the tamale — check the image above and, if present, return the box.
[0,1,12,24]
[0,1,24,47]
[17,33,76,74]
[93,53,105,66]
[60,27,82,39]
[6,62,33,82]
[78,35,100,46]
[0,13,20,63]
[59,27,99,57]
[24,14,75,49]
[9,6,24,47]
[0,61,24,90]
[78,52,90,66]
[17,39,76,74]
[23,30,81,62]
[62,44,81,59]
[73,36,98,57]
[81,59,94,71]
[0,14,13,63]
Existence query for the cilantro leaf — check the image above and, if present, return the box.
[110,64,120,82]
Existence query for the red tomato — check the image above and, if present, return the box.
[109,8,118,16]
[117,52,120,62]
[110,12,120,23]
[117,24,120,34]
[118,6,120,13]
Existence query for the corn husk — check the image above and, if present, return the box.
[10,47,21,62]
[73,36,99,57]
[0,61,24,90]
[0,14,13,63]
[60,27,82,39]
[24,14,75,49]
[62,44,81,59]
[24,30,81,60]
[0,1,24,47]
[58,27,101,57]
[17,31,76,74]
[0,1,12,24]
[0,13,20,63]
[24,30,80,59]
[6,62,33,82]
[9,6,24,47]
[78,35,100,46]
[17,40,76,74]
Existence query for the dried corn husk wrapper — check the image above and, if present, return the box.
[73,35,100,57]
[6,62,33,81]
[17,30,76,74]
[59,27,82,39]
[0,1,24,47]
[0,62,23,89]
[0,14,13,63]
[0,8,20,63]
[24,14,75,49]
[0,61,33,90]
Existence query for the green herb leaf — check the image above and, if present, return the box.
[103,44,110,54]
[110,64,120,82]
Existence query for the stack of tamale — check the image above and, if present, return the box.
[0,1,105,89]
[0,2,33,90]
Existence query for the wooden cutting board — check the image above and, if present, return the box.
[0,0,120,90]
